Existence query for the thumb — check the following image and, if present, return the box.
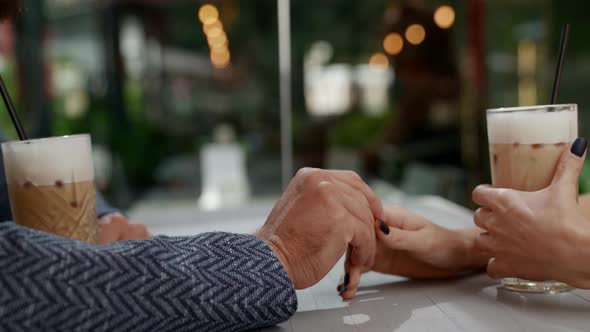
[375,220,425,252]
[551,137,587,194]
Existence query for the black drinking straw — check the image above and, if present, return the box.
[551,24,570,104]
[0,75,27,141]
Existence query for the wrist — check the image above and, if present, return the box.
[562,219,590,288]
[256,232,295,285]
[454,227,490,271]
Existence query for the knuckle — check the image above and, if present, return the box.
[472,185,485,201]
[295,167,313,178]
[302,169,327,188]
[346,170,363,183]
[495,189,518,212]
[315,181,335,202]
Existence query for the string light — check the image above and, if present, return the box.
[203,20,223,35]
[405,24,426,45]
[199,3,231,69]
[383,32,403,55]
[368,53,389,70]
[434,5,455,29]
[208,33,228,49]
[198,4,219,25]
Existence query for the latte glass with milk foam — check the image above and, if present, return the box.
[486,104,577,293]
[2,134,97,243]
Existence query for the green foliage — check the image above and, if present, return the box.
[580,161,590,194]
[0,60,20,140]
[329,109,395,149]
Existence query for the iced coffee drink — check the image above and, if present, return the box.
[2,134,97,243]
[486,104,577,293]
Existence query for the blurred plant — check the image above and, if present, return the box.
[579,161,590,194]
[329,109,395,149]
[0,59,19,140]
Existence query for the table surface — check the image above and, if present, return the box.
[129,195,590,332]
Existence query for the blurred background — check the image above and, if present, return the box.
[0,0,588,212]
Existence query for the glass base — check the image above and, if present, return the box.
[501,278,573,294]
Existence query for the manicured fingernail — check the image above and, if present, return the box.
[339,273,350,295]
[339,286,347,295]
[571,137,588,157]
[379,219,390,235]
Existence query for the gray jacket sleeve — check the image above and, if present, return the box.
[0,223,297,331]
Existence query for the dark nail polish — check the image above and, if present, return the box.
[571,137,588,157]
[339,273,350,295]
[339,286,347,295]
[379,219,390,235]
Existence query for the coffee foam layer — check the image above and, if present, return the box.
[2,135,95,186]
[487,110,577,144]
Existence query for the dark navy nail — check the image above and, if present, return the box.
[379,219,390,235]
[571,137,588,157]
[339,286,347,295]
[339,273,350,295]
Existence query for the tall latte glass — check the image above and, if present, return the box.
[2,134,97,243]
[486,104,577,293]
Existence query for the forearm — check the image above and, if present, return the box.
[0,223,297,331]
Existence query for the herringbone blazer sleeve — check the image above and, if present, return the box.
[0,223,297,331]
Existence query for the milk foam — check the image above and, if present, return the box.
[487,109,577,144]
[2,135,95,185]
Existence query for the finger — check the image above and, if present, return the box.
[123,224,151,240]
[331,178,375,227]
[381,205,428,231]
[487,257,514,280]
[340,264,362,300]
[348,210,375,268]
[551,137,588,198]
[328,170,384,221]
[98,215,129,244]
[473,208,495,232]
[473,232,496,256]
[334,188,376,267]
[375,219,426,253]
[472,185,514,211]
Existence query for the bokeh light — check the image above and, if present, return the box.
[205,25,224,39]
[434,5,455,29]
[405,24,426,45]
[208,33,228,48]
[198,4,219,25]
[368,53,389,70]
[383,32,404,55]
[211,48,231,69]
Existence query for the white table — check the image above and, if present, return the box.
[129,195,590,332]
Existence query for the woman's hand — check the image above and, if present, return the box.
[473,138,590,288]
[98,213,152,243]
[339,206,489,299]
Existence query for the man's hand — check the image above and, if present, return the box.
[340,206,489,299]
[98,213,152,244]
[256,168,384,290]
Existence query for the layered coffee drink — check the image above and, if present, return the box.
[486,104,577,293]
[2,134,97,243]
